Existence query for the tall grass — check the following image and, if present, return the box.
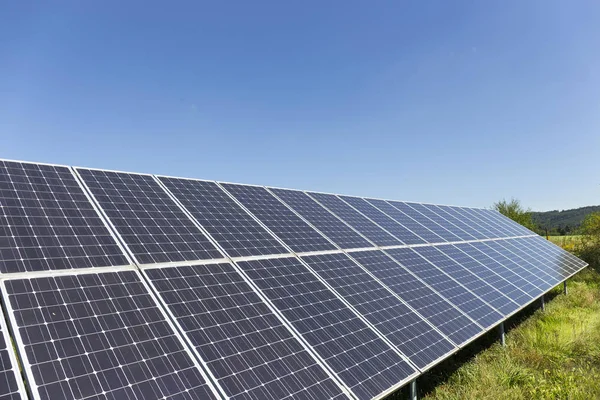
[421,268,600,400]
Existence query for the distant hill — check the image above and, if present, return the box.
[531,205,600,234]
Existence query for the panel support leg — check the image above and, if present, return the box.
[499,322,505,347]
[541,294,545,311]
[564,281,568,295]
[409,379,417,400]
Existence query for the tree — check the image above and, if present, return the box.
[577,212,600,270]
[492,198,536,230]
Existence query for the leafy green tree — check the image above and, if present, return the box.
[492,198,536,230]
[577,212,600,270]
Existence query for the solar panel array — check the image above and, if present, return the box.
[0,159,588,400]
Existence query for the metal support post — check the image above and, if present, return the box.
[499,322,505,347]
[409,379,417,400]
[564,281,568,295]
[541,294,545,311]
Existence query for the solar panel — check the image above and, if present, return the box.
[514,237,578,277]
[349,250,482,346]
[300,252,456,370]
[527,236,587,271]
[386,201,462,242]
[437,245,531,307]
[144,262,348,400]
[306,192,402,247]
[402,203,476,241]
[495,239,563,283]
[454,242,541,297]
[0,160,130,274]
[236,256,417,400]
[156,177,289,258]
[485,210,533,236]
[75,168,223,265]
[220,184,336,254]
[437,206,497,239]
[0,295,26,400]
[385,248,502,328]
[338,196,425,245]
[364,199,446,243]
[450,207,506,238]
[2,270,221,400]
[421,204,487,240]
[470,241,550,292]
[269,188,373,250]
[412,246,519,315]
[468,209,522,237]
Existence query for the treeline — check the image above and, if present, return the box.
[531,205,600,235]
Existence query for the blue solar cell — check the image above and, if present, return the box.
[4,270,220,400]
[471,241,551,291]
[450,207,506,238]
[145,263,348,400]
[385,248,502,328]
[414,246,519,315]
[349,250,482,345]
[306,192,402,247]
[424,205,488,240]
[156,177,289,258]
[270,188,373,250]
[438,245,531,308]
[387,202,463,242]
[339,197,425,245]
[0,161,129,273]
[236,256,417,400]
[76,169,223,264]
[0,291,25,400]
[300,252,456,369]
[455,243,540,300]
[402,203,475,241]
[221,184,337,254]
[495,239,563,284]
[365,199,446,243]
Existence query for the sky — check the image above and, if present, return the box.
[2,1,599,211]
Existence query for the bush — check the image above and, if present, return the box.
[575,212,600,272]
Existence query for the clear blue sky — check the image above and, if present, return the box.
[2,2,599,211]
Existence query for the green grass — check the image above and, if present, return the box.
[419,268,600,400]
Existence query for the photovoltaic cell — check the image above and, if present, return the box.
[339,196,425,245]
[349,250,482,346]
[512,237,576,278]
[450,207,506,238]
[269,188,372,250]
[0,298,25,400]
[468,209,521,237]
[76,169,223,264]
[489,239,561,284]
[527,236,587,271]
[0,160,129,273]
[470,241,550,292]
[413,246,519,316]
[306,192,402,247]
[3,270,219,400]
[421,205,486,240]
[236,257,416,400]
[300,252,456,369]
[436,206,496,239]
[145,263,347,400]
[494,239,562,284]
[156,177,289,258]
[437,245,530,307]
[385,248,502,328]
[221,184,336,254]
[387,202,462,242]
[365,199,445,243]
[402,203,475,241]
[454,243,541,298]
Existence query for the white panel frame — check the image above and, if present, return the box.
[0,293,28,400]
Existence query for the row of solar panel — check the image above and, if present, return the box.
[0,236,584,400]
[0,160,587,400]
[1,160,532,275]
